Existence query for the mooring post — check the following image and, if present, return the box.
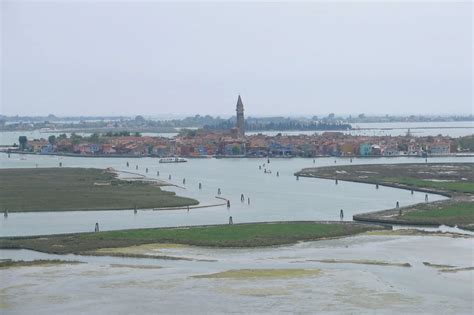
[335,179,338,185]
[376,183,379,189]
[95,222,100,232]
[199,183,202,189]
[218,188,221,195]
[313,159,315,164]
[248,197,250,205]
[267,158,270,164]
[259,165,262,170]
[396,201,399,208]
[59,162,62,167]
[350,158,353,163]
[146,168,148,173]
[4,209,8,218]
[8,153,10,158]
[169,174,172,180]
[157,171,159,176]
[276,171,279,177]
[134,205,137,214]
[296,175,299,180]
[227,200,230,209]
[425,194,428,202]
[411,190,414,195]
[136,165,138,170]
[187,205,190,212]
[126,161,129,167]
[183,178,186,185]
[229,216,233,225]
[340,209,344,221]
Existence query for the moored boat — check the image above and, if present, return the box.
[159,157,188,163]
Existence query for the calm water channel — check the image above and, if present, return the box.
[1,153,471,237]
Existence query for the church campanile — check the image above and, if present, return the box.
[236,95,245,136]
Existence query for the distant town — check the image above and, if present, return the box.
[4,96,474,158]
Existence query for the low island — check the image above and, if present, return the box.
[0,167,198,212]
[296,163,474,230]
[0,221,386,256]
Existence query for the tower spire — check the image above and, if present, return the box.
[235,95,245,136]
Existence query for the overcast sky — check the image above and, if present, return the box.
[1,1,472,117]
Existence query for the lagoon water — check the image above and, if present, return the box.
[1,234,473,314]
[1,153,471,237]
[1,139,473,314]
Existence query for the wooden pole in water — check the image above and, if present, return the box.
[126,161,129,167]
[157,171,159,176]
[199,183,202,189]
[335,179,338,185]
[136,165,138,170]
[425,194,428,202]
[376,184,379,189]
[227,200,230,208]
[340,209,344,221]
[229,216,233,225]
[183,178,186,185]
[218,188,221,195]
[59,162,62,167]
[169,174,172,180]
[248,197,250,205]
[95,222,100,232]
[396,201,399,208]
[4,209,7,218]
[241,194,244,202]
[146,168,148,173]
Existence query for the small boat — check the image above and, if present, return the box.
[159,157,188,163]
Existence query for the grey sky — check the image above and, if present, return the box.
[1,1,472,117]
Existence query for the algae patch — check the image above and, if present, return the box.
[193,268,321,280]
[0,259,83,269]
[423,262,456,269]
[295,259,411,267]
[110,264,162,270]
[439,266,474,273]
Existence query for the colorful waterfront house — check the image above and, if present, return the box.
[268,143,294,157]
[359,143,372,156]
[40,143,54,154]
[383,146,399,156]
[371,145,382,156]
[74,144,92,154]
[429,142,450,155]
[90,144,101,154]
[340,143,358,156]
[101,144,116,154]
[198,145,208,156]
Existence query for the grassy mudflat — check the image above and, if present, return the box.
[297,163,474,228]
[193,269,321,279]
[0,222,385,254]
[0,259,82,269]
[0,168,198,212]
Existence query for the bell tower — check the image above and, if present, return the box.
[236,95,245,137]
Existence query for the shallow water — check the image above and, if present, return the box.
[1,154,468,236]
[1,234,472,314]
